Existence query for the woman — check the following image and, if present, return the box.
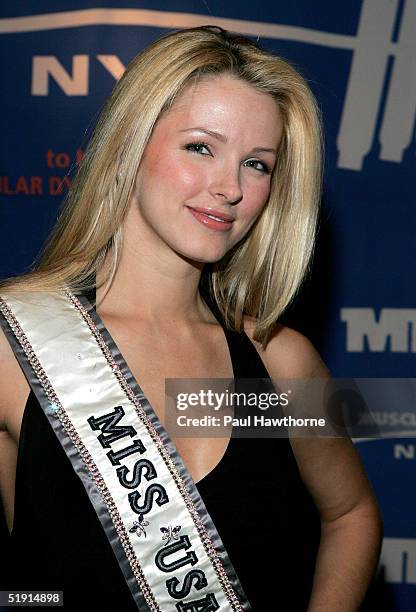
[0,26,382,610]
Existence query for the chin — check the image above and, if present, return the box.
[175,244,230,265]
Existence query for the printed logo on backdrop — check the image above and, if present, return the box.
[380,539,416,585]
[394,443,416,460]
[1,0,414,173]
[341,308,416,353]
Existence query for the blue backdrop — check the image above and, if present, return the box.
[0,1,415,609]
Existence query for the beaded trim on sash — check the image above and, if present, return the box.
[0,289,252,612]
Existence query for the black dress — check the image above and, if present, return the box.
[2,297,321,611]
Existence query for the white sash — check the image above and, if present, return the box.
[0,289,251,612]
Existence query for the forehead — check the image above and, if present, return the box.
[158,74,283,145]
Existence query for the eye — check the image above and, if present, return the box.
[244,159,271,174]
[184,142,212,156]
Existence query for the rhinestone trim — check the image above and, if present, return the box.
[64,289,243,611]
[0,297,160,612]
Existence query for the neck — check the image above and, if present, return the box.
[95,216,213,326]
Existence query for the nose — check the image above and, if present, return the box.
[208,165,243,205]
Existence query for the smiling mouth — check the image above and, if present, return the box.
[186,206,235,231]
[186,206,235,222]
[203,213,229,222]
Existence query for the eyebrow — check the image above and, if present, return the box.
[179,127,277,154]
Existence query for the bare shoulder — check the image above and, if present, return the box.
[243,317,382,524]
[243,316,331,379]
[0,325,29,431]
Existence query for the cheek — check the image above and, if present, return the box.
[242,181,271,219]
[163,156,206,194]
[142,143,205,192]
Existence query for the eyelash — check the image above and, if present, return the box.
[184,142,271,175]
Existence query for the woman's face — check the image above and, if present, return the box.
[133,73,284,263]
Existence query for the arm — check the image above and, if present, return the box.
[244,320,383,611]
[291,436,383,611]
[0,326,30,534]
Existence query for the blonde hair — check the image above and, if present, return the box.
[1,25,323,346]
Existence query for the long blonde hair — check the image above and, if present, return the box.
[1,25,323,346]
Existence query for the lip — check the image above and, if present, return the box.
[186,206,235,232]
